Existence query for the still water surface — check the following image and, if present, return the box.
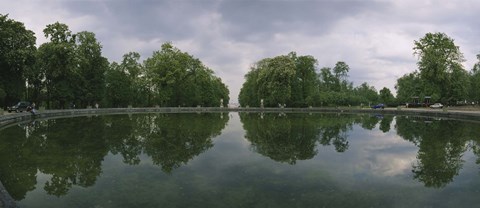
[1,112,480,207]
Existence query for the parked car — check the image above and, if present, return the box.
[7,101,31,113]
[430,103,444,109]
[371,103,385,109]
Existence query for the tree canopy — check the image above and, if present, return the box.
[396,32,469,105]
[0,15,229,109]
[239,53,320,107]
[144,43,229,107]
[0,14,36,108]
[5,14,480,109]
[239,53,382,107]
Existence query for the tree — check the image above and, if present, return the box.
[74,31,108,107]
[145,43,229,107]
[238,68,260,107]
[104,62,132,107]
[317,62,354,106]
[0,14,36,108]
[290,53,318,106]
[239,52,318,107]
[256,55,296,106]
[333,61,349,91]
[395,72,423,104]
[379,87,395,105]
[413,32,467,104]
[469,54,480,103]
[37,22,77,108]
[354,82,378,105]
[116,52,152,107]
[473,54,480,73]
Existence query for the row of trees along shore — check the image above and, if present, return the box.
[239,32,480,107]
[238,53,394,107]
[1,14,229,109]
[2,13,480,109]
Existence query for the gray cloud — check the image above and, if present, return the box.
[218,0,384,42]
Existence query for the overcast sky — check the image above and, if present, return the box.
[2,0,479,103]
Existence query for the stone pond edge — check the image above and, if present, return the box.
[2,107,480,129]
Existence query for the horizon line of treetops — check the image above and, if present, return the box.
[2,14,480,109]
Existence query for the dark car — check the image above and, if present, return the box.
[371,103,385,109]
[7,101,31,113]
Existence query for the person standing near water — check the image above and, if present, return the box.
[29,102,37,115]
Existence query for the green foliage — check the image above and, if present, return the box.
[145,43,229,107]
[317,63,359,106]
[1,16,228,109]
[474,54,480,73]
[0,14,36,108]
[353,82,379,105]
[37,22,77,108]
[240,113,361,163]
[469,54,480,102]
[395,72,422,104]
[239,52,319,107]
[105,62,132,107]
[36,24,110,109]
[411,32,468,104]
[379,87,395,105]
[74,31,109,107]
[395,116,470,188]
[239,54,388,107]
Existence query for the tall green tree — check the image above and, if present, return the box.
[104,62,132,107]
[354,82,378,105]
[413,32,467,104]
[239,52,318,107]
[145,43,229,107]
[395,72,423,104]
[119,52,151,107]
[379,87,395,105]
[290,53,318,106]
[474,54,480,73]
[238,68,260,107]
[332,61,350,91]
[316,62,354,106]
[0,14,36,108]
[256,55,296,106]
[74,31,109,107]
[469,54,480,103]
[37,22,77,108]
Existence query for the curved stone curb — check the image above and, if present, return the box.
[0,180,17,208]
[1,107,480,129]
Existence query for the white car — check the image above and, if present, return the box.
[430,103,443,109]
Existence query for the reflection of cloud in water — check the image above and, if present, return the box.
[212,113,251,147]
[310,124,419,181]
[354,127,417,177]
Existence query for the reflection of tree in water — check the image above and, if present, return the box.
[379,115,394,133]
[101,113,229,173]
[0,124,38,200]
[0,116,108,199]
[355,114,381,130]
[103,115,143,165]
[395,116,470,188]
[318,114,360,153]
[31,117,108,196]
[140,113,229,173]
[239,113,383,164]
[240,113,319,164]
[0,113,228,199]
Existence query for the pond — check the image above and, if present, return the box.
[1,112,480,207]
